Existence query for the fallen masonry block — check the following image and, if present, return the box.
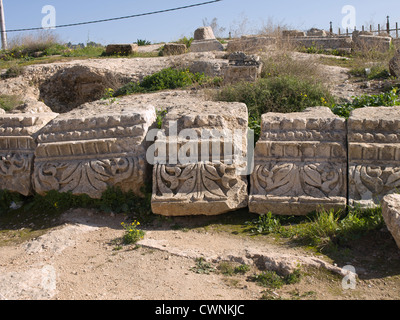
[33,99,156,199]
[249,107,347,215]
[161,43,187,56]
[0,113,58,196]
[348,107,400,208]
[189,39,224,53]
[105,44,138,56]
[224,51,262,83]
[150,101,249,216]
[382,193,400,250]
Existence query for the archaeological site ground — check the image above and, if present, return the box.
[1,25,400,301]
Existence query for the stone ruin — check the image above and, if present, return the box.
[2,100,399,218]
[190,27,224,53]
[223,52,263,83]
[250,107,347,215]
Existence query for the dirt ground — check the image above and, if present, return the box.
[0,208,399,301]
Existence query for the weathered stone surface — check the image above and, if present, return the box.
[0,112,58,195]
[348,107,400,208]
[224,52,262,83]
[389,49,400,78]
[194,27,216,41]
[282,30,306,38]
[352,31,392,52]
[250,107,347,215]
[189,39,224,53]
[226,36,276,53]
[39,65,131,113]
[289,36,353,50]
[151,102,249,216]
[307,28,328,37]
[105,44,138,56]
[33,98,156,199]
[382,193,400,250]
[161,43,187,56]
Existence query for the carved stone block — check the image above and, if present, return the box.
[33,99,156,199]
[249,107,347,215]
[0,113,58,196]
[151,102,249,216]
[348,107,400,208]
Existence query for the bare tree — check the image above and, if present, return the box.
[202,17,226,38]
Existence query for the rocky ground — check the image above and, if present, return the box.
[0,47,400,301]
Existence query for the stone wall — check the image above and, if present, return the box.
[1,102,399,216]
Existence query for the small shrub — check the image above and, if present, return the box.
[331,88,400,118]
[121,220,145,245]
[136,39,151,46]
[234,264,250,274]
[0,94,23,111]
[3,64,25,78]
[175,36,193,49]
[190,257,215,274]
[216,76,335,119]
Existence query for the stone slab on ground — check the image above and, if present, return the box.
[105,44,138,55]
[0,112,58,196]
[33,98,156,199]
[382,193,400,250]
[151,101,249,216]
[348,107,400,208]
[249,107,347,215]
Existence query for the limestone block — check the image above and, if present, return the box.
[224,52,262,83]
[189,40,224,53]
[0,113,58,196]
[105,44,138,56]
[249,107,347,215]
[307,28,328,37]
[282,30,306,38]
[161,43,187,56]
[352,31,392,52]
[348,107,400,208]
[33,99,156,199]
[194,27,216,41]
[382,193,400,250]
[151,102,249,216]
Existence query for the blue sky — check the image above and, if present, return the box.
[3,0,400,45]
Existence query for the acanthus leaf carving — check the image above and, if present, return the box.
[155,162,239,201]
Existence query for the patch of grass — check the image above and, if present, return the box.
[62,45,105,58]
[252,268,301,289]
[114,68,209,96]
[190,257,216,274]
[244,206,385,253]
[0,94,23,112]
[216,75,335,120]
[2,64,25,79]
